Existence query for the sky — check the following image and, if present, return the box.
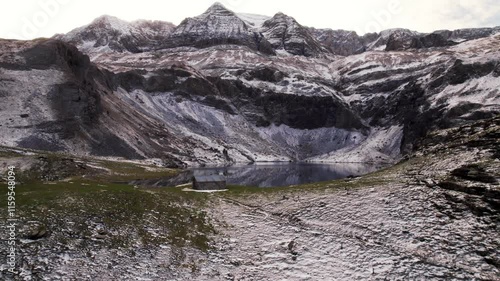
[1,0,499,40]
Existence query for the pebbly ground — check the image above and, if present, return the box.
[1,118,499,280]
[204,180,498,280]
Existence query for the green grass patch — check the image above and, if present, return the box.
[0,151,23,158]
[0,146,34,158]
[0,180,215,252]
[0,145,180,183]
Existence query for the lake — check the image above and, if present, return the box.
[132,162,388,188]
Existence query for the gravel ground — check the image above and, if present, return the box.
[204,180,498,280]
[1,118,499,280]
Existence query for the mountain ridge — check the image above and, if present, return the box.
[56,3,500,56]
[1,3,499,166]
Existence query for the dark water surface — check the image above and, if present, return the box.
[132,162,389,188]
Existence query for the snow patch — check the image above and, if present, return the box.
[237,13,271,30]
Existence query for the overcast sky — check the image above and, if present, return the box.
[1,0,499,40]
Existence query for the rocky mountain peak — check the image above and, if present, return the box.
[384,29,420,51]
[309,28,366,56]
[61,15,131,40]
[3,3,500,169]
[310,26,500,54]
[56,4,500,58]
[272,12,289,19]
[261,12,327,57]
[165,2,275,54]
[379,28,418,38]
[264,12,299,27]
[203,2,234,16]
[90,15,128,29]
[56,15,175,53]
[173,3,247,36]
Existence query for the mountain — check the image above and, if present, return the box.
[56,3,500,57]
[55,15,176,54]
[162,2,275,55]
[310,27,500,54]
[1,3,499,166]
[260,12,327,57]
[0,39,191,166]
[308,28,367,56]
[308,28,420,55]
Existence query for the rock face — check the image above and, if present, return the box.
[385,29,423,51]
[55,15,176,53]
[308,28,421,54]
[0,39,187,164]
[163,2,275,55]
[310,27,500,54]
[2,3,500,165]
[309,29,366,56]
[381,27,500,51]
[2,116,499,280]
[56,3,500,56]
[260,13,326,57]
[442,27,500,42]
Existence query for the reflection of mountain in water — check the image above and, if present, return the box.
[132,163,387,188]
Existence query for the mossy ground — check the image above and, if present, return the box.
[0,145,419,255]
[0,146,214,252]
[0,180,216,252]
[85,159,178,182]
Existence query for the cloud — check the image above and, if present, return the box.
[440,0,500,28]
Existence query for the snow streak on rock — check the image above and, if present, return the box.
[1,4,499,166]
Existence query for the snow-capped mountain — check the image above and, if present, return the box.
[260,12,327,57]
[55,15,175,54]
[56,3,500,57]
[310,27,500,54]
[1,2,499,166]
[162,2,275,55]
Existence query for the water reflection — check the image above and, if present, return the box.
[132,162,388,188]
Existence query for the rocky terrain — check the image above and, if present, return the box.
[0,2,498,166]
[55,15,176,54]
[0,2,499,280]
[0,114,498,281]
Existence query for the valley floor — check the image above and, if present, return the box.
[0,117,499,280]
[204,169,499,280]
